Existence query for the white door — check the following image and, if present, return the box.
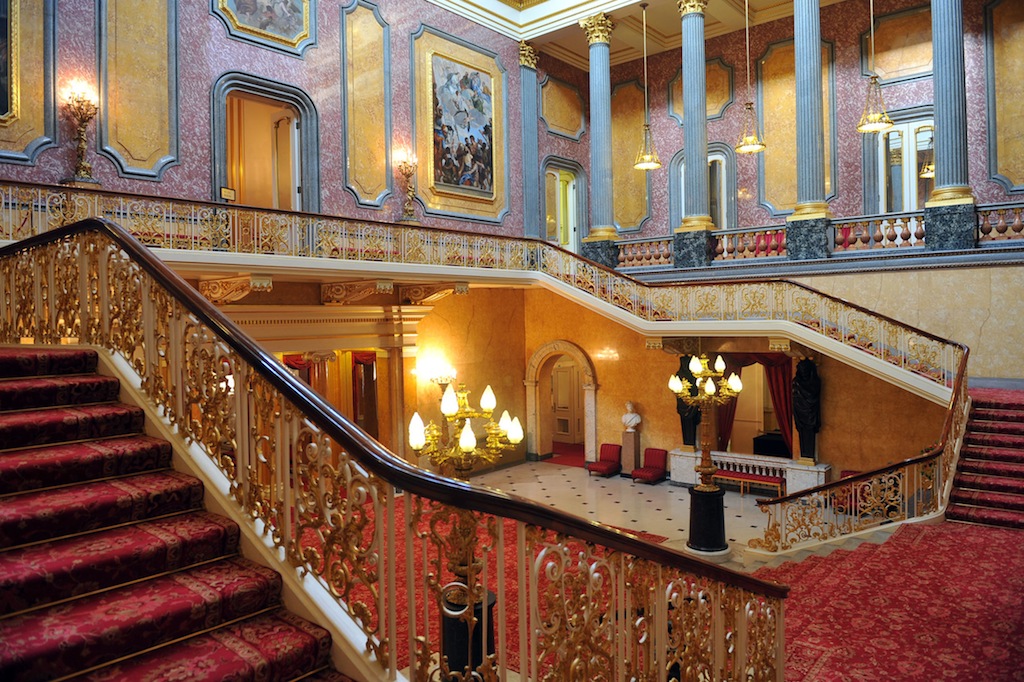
[551,356,582,444]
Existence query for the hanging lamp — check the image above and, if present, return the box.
[735,0,765,154]
[633,3,661,170]
[857,0,893,134]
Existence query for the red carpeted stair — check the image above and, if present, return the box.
[0,346,351,681]
[947,388,1024,529]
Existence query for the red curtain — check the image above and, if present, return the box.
[283,354,311,370]
[714,353,793,454]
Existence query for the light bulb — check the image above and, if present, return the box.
[408,412,426,451]
[728,373,743,393]
[704,379,717,395]
[714,355,726,373]
[508,417,524,444]
[440,384,458,416]
[498,410,512,433]
[688,355,703,375]
[459,422,477,452]
[668,375,683,393]
[480,385,496,412]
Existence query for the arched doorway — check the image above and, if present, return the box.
[525,340,597,461]
[211,72,321,212]
[542,158,586,254]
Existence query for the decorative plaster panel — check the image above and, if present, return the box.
[0,0,55,164]
[610,80,648,230]
[540,76,584,140]
[867,7,932,83]
[668,57,734,124]
[988,0,1024,192]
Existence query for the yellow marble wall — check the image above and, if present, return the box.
[873,8,932,82]
[0,2,47,154]
[103,0,171,171]
[794,265,1024,380]
[611,82,648,229]
[345,6,388,202]
[541,77,584,138]
[992,2,1024,188]
[669,59,733,120]
[763,43,832,211]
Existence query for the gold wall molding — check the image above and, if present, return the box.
[579,13,614,45]
[0,1,54,163]
[343,3,389,207]
[0,1,21,126]
[541,76,585,140]
[669,58,734,123]
[990,0,1024,191]
[519,41,538,69]
[322,280,395,304]
[611,81,648,230]
[399,282,469,305]
[199,274,273,304]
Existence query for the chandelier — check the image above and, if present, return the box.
[857,0,893,134]
[409,382,523,480]
[633,3,661,170]
[668,354,743,490]
[735,0,765,154]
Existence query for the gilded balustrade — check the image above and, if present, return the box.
[0,221,786,681]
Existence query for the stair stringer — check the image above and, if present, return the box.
[93,346,395,682]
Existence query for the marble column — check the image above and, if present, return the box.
[519,42,542,240]
[578,13,619,269]
[924,0,976,251]
[785,0,832,260]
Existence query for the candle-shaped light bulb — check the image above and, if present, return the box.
[688,355,703,375]
[480,385,497,412]
[459,422,477,452]
[714,355,726,373]
[704,379,717,395]
[498,409,512,433]
[668,375,683,393]
[508,417,524,444]
[440,384,458,416]
[408,412,426,451]
[728,373,743,393]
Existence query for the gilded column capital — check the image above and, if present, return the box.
[677,0,708,16]
[579,13,615,45]
[519,41,539,69]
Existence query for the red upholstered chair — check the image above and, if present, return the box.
[631,447,668,484]
[586,443,622,477]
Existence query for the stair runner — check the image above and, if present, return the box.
[947,388,1024,529]
[0,346,352,682]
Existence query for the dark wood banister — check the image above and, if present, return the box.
[0,218,789,598]
[756,345,970,507]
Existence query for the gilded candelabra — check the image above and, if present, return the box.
[62,84,100,186]
[668,354,743,491]
[395,153,417,221]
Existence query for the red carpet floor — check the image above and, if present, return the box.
[754,522,1024,681]
[546,441,586,467]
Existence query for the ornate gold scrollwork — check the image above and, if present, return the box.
[579,13,614,45]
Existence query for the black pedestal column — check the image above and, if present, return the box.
[687,486,727,552]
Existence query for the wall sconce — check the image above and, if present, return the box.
[61,80,100,186]
[394,149,417,221]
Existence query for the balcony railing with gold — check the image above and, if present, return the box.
[0,219,788,681]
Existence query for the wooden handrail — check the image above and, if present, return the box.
[0,217,789,598]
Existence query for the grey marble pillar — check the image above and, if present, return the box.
[579,13,616,242]
[677,0,712,232]
[925,0,975,251]
[519,42,542,240]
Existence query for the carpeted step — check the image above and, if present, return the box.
[302,669,358,681]
[954,472,1024,496]
[967,418,1024,437]
[0,556,282,681]
[0,511,240,615]
[0,403,144,451]
[959,444,1024,465]
[0,471,204,548]
[0,347,98,379]
[946,504,1024,530]
[79,609,332,682]
[949,488,1024,513]
[958,458,1024,479]
[0,435,172,495]
[0,374,121,412]
[971,407,1024,423]
[970,388,1024,410]
[965,431,1024,450]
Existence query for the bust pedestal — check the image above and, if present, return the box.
[622,430,640,474]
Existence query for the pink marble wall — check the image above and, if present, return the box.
[536,54,592,191]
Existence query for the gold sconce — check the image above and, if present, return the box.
[61,80,100,186]
[394,149,418,221]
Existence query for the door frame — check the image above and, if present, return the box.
[525,340,597,462]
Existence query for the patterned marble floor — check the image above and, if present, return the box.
[472,459,770,563]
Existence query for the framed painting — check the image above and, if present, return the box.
[414,27,508,222]
[212,0,316,56]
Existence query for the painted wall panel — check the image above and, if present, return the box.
[540,77,584,140]
[991,0,1024,190]
[668,58,733,123]
[0,1,54,163]
[610,81,647,230]
[344,4,388,206]
[871,8,932,82]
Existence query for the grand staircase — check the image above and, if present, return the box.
[947,388,1024,529]
[0,346,351,681]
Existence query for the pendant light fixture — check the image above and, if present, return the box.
[857,0,893,134]
[735,0,765,154]
[633,3,661,170]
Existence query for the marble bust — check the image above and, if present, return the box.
[622,401,641,432]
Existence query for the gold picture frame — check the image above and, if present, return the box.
[213,0,316,56]
[414,28,507,222]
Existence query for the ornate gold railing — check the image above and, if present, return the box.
[750,345,969,553]
[0,219,787,681]
[0,181,963,391]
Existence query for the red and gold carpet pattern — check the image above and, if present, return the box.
[0,346,351,681]
[947,389,1024,529]
[754,522,1024,681]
